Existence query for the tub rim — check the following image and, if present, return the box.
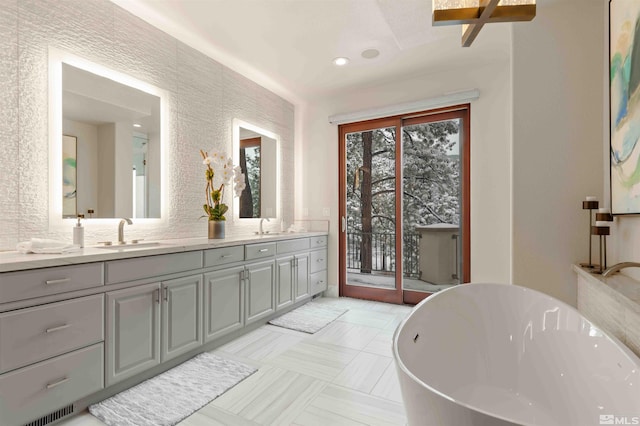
[392,282,640,426]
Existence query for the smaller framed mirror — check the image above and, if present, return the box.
[233,119,280,220]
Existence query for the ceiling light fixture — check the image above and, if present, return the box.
[333,57,350,66]
[133,123,142,128]
[432,0,536,47]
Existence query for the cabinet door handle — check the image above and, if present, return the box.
[46,377,69,389]
[258,248,269,253]
[317,259,324,262]
[155,289,160,304]
[163,287,168,302]
[45,278,70,285]
[45,323,71,333]
[318,280,325,284]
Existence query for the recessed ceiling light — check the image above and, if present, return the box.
[133,123,142,128]
[333,57,350,66]
[361,49,380,59]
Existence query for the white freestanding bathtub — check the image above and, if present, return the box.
[393,283,640,426]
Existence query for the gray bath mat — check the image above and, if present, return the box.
[89,353,256,426]
[268,302,348,333]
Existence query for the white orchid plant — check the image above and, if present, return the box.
[200,149,246,221]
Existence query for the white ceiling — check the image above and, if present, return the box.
[112,0,512,104]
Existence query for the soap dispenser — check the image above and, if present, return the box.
[73,214,85,248]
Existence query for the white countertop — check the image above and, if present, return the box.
[0,232,327,273]
[573,264,640,306]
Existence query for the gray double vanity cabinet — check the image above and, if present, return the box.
[0,233,328,426]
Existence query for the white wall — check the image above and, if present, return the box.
[114,121,133,217]
[300,59,513,295]
[147,128,161,219]
[261,136,278,218]
[511,0,605,305]
[97,123,116,218]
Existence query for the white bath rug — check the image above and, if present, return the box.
[88,353,256,426]
[268,302,348,333]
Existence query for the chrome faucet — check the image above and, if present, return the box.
[118,218,133,244]
[259,217,270,235]
[601,262,640,277]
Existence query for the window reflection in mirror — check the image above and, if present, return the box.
[61,63,161,219]
[234,120,279,220]
[239,135,261,218]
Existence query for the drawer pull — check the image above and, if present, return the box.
[45,323,71,333]
[46,377,69,389]
[317,239,324,243]
[45,278,71,285]
[258,248,269,253]
[317,259,324,262]
[318,280,325,284]
[221,254,233,258]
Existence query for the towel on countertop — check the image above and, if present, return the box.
[16,238,81,254]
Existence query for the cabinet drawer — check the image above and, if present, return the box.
[0,294,104,374]
[245,243,276,261]
[276,238,310,254]
[310,235,327,249]
[0,343,104,426]
[0,263,103,304]
[105,251,203,284]
[310,270,328,295]
[310,249,327,274]
[204,246,244,267]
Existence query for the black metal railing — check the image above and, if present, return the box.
[346,232,420,278]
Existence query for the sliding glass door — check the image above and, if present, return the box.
[339,106,470,304]
[340,119,402,303]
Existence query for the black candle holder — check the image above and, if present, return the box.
[595,212,613,222]
[580,200,599,268]
[591,225,610,274]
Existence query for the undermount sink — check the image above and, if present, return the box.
[94,241,164,250]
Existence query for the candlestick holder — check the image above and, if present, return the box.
[591,224,610,274]
[595,212,613,222]
[580,200,599,268]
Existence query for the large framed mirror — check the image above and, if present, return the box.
[49,50,165,226]
[232,119,280,220]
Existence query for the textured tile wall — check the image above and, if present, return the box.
[0,1,19,249]
[0,0,295,249]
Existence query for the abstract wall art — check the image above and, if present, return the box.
[611,0,640,214]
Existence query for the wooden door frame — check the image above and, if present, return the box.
[338,117,403,304]
[338,105,471,304]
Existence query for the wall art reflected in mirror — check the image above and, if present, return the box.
[233,119,279,220]
[60,62,162,219]
[62,134,77,217]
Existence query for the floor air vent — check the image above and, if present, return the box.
[24,404,74,426]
